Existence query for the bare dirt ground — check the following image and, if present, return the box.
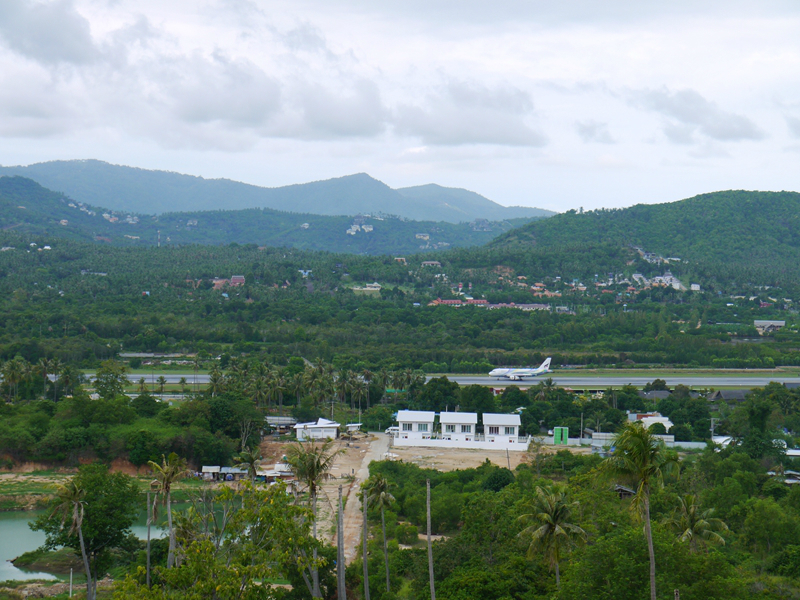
[386,442,591,471]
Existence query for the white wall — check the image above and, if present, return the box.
[296,427,338,441]
[393,436,528,450]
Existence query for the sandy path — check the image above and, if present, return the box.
[340,433,390,563]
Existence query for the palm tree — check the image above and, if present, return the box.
[38,357,52,397]
[352,379,368,413]
[601,422,679,600]
[157,375,167,395]
[3,357,24,401]
[285,439,344,598]
[51,358,62,402]
[208,366,225,397]
[666,494,728,553]
[138,377,149,394]
[518,485,586,589]
[51,479,94,600]
[274,369,287,415]
[427,479,436,600]
[235,448,262,482]
[364,474,395,592]
[192,355,202,393]
[361,369,373,409]
[148,454,188,568]
[361,484,370,600]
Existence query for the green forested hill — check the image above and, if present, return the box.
[493,190,800,262]
[0,176,536,254]
[487,190,800,286]
[0,159,554,223]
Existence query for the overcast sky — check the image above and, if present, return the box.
[1,0,799,212]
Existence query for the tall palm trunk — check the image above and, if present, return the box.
[146,492,152,588]
[338,486,346,600]
[166,490,175,568]
[363,492,370,600]
[381,508,390,592]
[77,525,94,600]
[312,491,321,598]
[555,561,560,589]
[427,479,435,600]
[643,491,656,600]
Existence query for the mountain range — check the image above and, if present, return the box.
[0,176,537,255]
[0,160,553,223]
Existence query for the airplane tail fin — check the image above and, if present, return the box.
[540,357,552,371]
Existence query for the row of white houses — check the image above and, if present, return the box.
[391,410,526,450]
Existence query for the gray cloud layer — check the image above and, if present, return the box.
[632,87,764,144]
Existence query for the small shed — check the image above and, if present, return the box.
[201,466,221,481]
[294,418,340,441]
[220,467,248,481]
[266,415,298,433]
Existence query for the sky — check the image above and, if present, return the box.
[1,1,799,212]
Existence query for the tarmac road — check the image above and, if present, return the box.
[103,373,800,389]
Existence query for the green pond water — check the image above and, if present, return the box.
[0,508,172,582]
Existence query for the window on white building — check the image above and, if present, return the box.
[461,425,472,433]
[505,427,516,435]
[445,424,455,433]
[488,426,499,435]
[402,423,412,431]
[418,423,428,432]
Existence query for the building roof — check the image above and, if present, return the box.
[266,416,298,425]
[482,413,521,426]
[397,410,436,422]
[220,467,247,475]
[201,466,221,473]
[439,411,478,424]
[294,418,340,429]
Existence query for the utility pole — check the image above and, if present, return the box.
[338,486,346,600]
[710,418,719,438]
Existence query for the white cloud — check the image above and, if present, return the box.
[632,87,765,143]
[786,115,800,139]
[0,0,99,65]
[0,0,798,209]
[575,120,615,144]
[395,80,546,146]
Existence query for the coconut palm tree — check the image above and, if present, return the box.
[51,479,94,600]
[352,379,368,413]
[601,421,679,600]
[666,494,728,553]
[148,454,188,568]
[38,357,52,397]
[51,358,62,402]
[427,479,436,600]
[138,377,149,394]
[285,439,344,598]
[3,357,24,401]
[192,355,202,393]
[208,366,225,397]
[235,448,263,482]
[518,485,586,589]
[361,369,373,409]
[364,474,396,592]
[157,375,167,395]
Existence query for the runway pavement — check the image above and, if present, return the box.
[108,373,800,389]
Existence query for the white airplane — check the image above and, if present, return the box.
[489,357,552,381]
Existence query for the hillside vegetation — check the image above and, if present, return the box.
[0,159,554,222]
[490,190,800,285]
[0,176,536,255]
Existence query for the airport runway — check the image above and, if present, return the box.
[112,373,800,389]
